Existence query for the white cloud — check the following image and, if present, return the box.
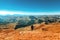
[0,10,60,15]
[0,11,24,15]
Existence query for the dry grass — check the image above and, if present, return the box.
[0,22,60,40]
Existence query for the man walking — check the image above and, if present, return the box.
[31,25,34,30]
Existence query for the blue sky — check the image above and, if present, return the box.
[0,0,60,15]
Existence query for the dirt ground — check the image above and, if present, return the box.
[0,22,60,40]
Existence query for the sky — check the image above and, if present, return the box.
[0,0,60,15]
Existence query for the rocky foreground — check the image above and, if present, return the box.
[0,22,60,40]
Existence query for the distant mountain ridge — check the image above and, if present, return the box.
[0,15,60,29]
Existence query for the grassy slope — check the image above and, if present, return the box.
[0,22,60,40]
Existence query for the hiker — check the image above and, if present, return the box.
[31,25,34,30]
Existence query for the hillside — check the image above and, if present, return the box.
[0,22,60,40]
[17,22,60,33]
[0,15,60,40]
[0,15,60,29]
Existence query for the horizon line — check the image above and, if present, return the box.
[0,10,60,15]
